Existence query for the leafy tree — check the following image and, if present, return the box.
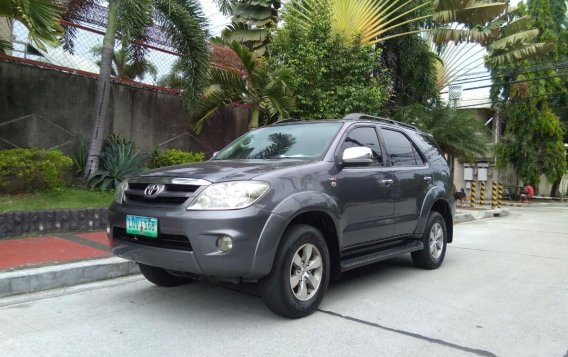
[496,99,566,189]
[193,41,295,133]
[0,0,63,53]
[270,4,389,119]
[490,0,567,194]
[63,0,210,179]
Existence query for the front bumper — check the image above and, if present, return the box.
[108,203,285,279]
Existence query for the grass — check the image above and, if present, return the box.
[0,188,114,212]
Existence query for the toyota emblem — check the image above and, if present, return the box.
[144,184,165,198]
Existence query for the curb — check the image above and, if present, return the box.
[455,208,509,224]
[0,257,139,299]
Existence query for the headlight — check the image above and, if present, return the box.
[187,181,270,210]
[114,180,128,204]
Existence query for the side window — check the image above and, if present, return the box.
[341,127,383,166]
[381,129,424,167]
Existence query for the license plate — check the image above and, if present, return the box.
[126,215,158,238]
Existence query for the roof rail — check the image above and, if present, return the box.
[272,118,302,124]
[343,113,418,131]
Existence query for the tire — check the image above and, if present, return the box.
[139,263,195,287]
[260,224,330,319]
[411,211,447,269]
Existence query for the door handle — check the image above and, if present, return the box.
[424,176,432,182]
[381,179,394,186]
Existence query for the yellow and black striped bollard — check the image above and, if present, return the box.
[480,181,485,206]
[498,182,504,208]
[470,182,476,208]
[492,182,498,208]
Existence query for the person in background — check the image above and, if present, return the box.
[520,184,535,203]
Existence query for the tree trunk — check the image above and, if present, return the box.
[249,107,260,130]
[449,152,455,189]
[83,1,119,179]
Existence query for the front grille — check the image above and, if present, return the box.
[113,227,192,251]
[124,182,201,206]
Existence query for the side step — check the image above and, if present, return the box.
[340,241,424,272]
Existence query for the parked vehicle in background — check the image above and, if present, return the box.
[108,113,455,318]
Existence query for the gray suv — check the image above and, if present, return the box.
[108,113,455,318]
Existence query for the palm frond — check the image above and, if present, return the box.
[429,27,488,45]
[1,0,64,51]
[488,29,540,50]
[432,3,506,25]
[488,43,555,66]
[153,0,210,114]
[193,88,242,133]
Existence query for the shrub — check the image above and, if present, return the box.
[149,148,205,168]
[0,148,73,193]
[89,135,148,191]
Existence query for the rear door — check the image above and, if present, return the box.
[334,126,396,248]
[379,128,433,236]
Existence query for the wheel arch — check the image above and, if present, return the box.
[248,192,342,279]
[416,187,454,243]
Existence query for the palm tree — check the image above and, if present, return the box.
[91,43,158,82]
[287,0,507,46]
[193,41,295,133]
[63,0,210,178]
[0,0,63,53]
[395,103,492,182]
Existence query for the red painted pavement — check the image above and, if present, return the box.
[0,234,111,271]
[77,232,111,246]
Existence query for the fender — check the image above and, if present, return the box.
[246,191,342,279]
[414,185,452,236]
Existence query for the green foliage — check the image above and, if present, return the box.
[496,102,566,187]
[149,148,205,168]
[394,103,492,162]
[0,0,63,52]
[270,4,389,119]
[223,0,281,55]
[72,139,88,176]
[88,135,148,191]
[0,149,73,194]
[193,40,296,132]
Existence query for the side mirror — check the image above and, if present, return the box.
[342,147,373,166]
[211,151,220,160]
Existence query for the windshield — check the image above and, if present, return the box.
[214,122,342,160]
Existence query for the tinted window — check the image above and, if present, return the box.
[215,123,342,160]
[341,127,383,166]
[381,129,423,167]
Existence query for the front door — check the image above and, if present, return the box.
[333,126,396,248]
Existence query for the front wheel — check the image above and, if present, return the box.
[260,224,330,318]
[411,211,447,269]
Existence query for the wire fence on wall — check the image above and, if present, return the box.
[3,19,243,94]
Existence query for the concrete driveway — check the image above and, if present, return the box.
[1,204,567,356]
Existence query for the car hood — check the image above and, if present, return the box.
[138,159,316,183]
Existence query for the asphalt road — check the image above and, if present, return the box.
[1,204,567,357]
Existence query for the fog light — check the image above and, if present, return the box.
[217,236,233,252]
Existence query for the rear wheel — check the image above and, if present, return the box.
[260,224,330,318]
[411,211,447,269]
[139,263,195,287]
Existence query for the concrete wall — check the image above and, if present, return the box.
[0,60,250,157]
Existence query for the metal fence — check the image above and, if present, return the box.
[5,18,243,94]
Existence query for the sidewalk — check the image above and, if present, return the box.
[0,207,509,299]
[0,232,138,298]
